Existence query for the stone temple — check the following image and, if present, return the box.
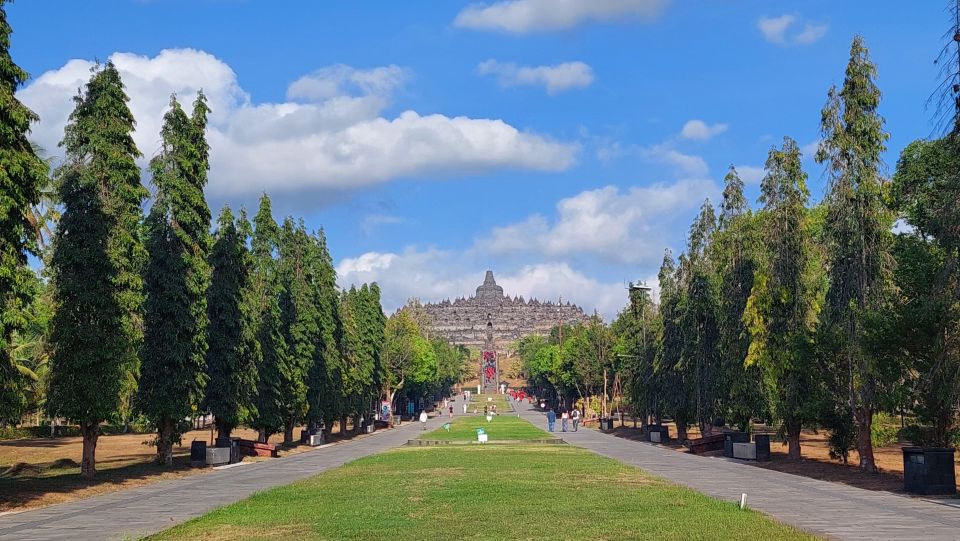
[417,270,591,350]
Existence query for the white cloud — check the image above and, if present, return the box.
[758,14,827,46]
[477,59,594,95]
[734,165,764,185]
[21,49,578,201]
[801,139,821,158]
[478,179,718,265]
[680,119,728,141]
[641,143,709,177]
[454,0,670,33]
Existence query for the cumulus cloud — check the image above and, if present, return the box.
[477,59,594,94]
[454,0,670,33]
[478,179,718,265]
[21,49,578,202]
[641,144,709,177]
[758,14,827,46]
[680,119,728,141]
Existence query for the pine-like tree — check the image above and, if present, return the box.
[248,195,286,442]
[655,250,693,440]
[306,229,339,434]
[205,206,260,442]
[48,63,147,478]
[745,137,822,460]
[276,218,315,442]
[0,0,47,423]
[138,94,212,465]
[712,166,764,429]
[816,36,893,472]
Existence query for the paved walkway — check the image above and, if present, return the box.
[0,413,450,541]
[515,401,960,541]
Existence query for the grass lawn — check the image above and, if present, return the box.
[421,414,549,441]
[150,444,816,541]
[470,393,511,412]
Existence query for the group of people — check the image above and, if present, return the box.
[545,408,580,433]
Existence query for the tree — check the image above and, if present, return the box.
[205,207,260,442]
[655,250,694,440]
[680,200,721,435]
[306,229,339,435]
[383,309,422,405]
[48,63,147,478]
[276,218,315,443]
[744,137,822,460]
[712,166,764,430]
[138,94,212,465]
[816,36,893,472]
[248,195,286,442]
[0,0,48,425]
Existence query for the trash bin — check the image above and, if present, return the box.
[189,440,207,467]
[648,424,667,443]
[903,447,957,495]
[724,432,749,458]
[600,418,614,431]
[754,434,771,461]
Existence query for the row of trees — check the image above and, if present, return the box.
[519,33,960,473]
[0,4,463,479]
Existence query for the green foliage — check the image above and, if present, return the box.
[0,1,49,424]
[744,137,822,452]
[48,63,147,460]
[870,412,899,448]
[205,206,260,438]
[816,35,893,469]
[138,94,212,452]
[248,195,286,438]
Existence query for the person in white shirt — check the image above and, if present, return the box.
[419,410,428,430]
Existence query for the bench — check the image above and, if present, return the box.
[686,433,726,454]
[236,439,279,458]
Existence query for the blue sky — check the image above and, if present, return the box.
[11,0,946,317]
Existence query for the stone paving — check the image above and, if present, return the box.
[515,401,960,541]
[0,414,449,541]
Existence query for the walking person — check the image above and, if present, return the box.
[448,405,454,418]
[546,408,556,432]
[419,410,428,430]
[561,410,569,432]
[571,408,581,432]
[462,402,468,414]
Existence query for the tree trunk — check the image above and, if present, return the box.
[257,428,270,444]
[786,421,802,460]
[675,414,688,442]
[283,419,295,444]
[340,415,348,435]
[855,406,876,472]
[353,414,362,434]
[80,419,99,479]
[157,415,175,467]
[216,420,232,443]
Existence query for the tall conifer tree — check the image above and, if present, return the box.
[277,218,314,442]
[0,0,47,422]
[307,229,339,434]
[138,94,212,465]
[745,137,821,460]
[205,206,259,442]
[816,36,893,472]
[655,250,693,440]
[248,195,286,442]
[48,63,147,478]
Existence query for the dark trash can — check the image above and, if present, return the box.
[216,437,241,464]
[189,440,207,467]
[600,417,614,431]
[299,429,309,444]
[648,424,669,443]
[754,434,771,461]
[902,447,957,495]
[724,432,750,458]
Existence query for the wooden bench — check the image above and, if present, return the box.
[236,439,279,458]
[686,433,726,454]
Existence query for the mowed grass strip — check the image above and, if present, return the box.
[469,393,511,412]
[421,414,549,441]
[149,445,817,541]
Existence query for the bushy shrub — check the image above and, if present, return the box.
[870,412,899,448]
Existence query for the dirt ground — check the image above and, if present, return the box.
[608,421,960,494]
[0,422,373,513]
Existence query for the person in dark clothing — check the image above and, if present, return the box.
[546,408,556,432]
